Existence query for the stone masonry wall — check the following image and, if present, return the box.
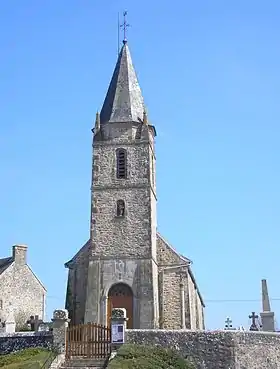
[126,330,280,369]
[92,187,152,258]
[156,235,203,330]
[65,241,91,325]
[156,234,185,266]
[188,274,197,330]
[91,123,157,258]
[0,332,53,355]
[84,123,159,328]
[196,294,203,329]
[157,234,185,329]
[0,263,45,328]
[184,279,191,329]
[162,271,182,329]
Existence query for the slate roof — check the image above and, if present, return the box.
[100,41,145,124]
[64,239,91,268]
[0,257,13,275]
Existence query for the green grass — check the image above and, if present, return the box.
[108,344,195,369]
[0,348,54,369]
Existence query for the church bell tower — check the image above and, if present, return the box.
[84,38,159,329]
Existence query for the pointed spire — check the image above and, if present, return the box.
[100,42,145,124]
[95,111,100,133]
[143,110,148,125]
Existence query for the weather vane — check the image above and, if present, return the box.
[120,11,130,44]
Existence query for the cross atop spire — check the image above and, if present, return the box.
[120,11,130,44]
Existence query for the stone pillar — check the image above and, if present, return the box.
[180,278,185,329]
[110,308,128,352]
[52,309,70,353]
[158,269,164,329]
[260,312,275,332]
[260,279,275,332]
[5,303,15,333]
[261,279,271,311]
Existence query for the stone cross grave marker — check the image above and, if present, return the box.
[224,317,233,330]
[27,315,43,332]
[249,312,259,331]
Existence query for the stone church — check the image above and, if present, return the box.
[65,39,205,330]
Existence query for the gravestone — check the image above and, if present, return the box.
[38,323,49,332]
[249,312,259,331]
[27,315,43,332]
[224,317,235,330]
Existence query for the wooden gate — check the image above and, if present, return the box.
[66,323,111,359]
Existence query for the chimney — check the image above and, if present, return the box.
[12,245,27,266]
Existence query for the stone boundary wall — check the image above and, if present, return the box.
[126,329,280,369]
[0,331,53,355]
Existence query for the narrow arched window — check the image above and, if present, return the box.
[0,300,3,309]
[116,148,127,179]
[116,200,125,217]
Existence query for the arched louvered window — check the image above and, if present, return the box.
[116,148,127,179]
[109,283,133,297]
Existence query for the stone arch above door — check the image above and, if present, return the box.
[107,283,133,329]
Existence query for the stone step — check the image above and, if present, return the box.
[61,358,107,368]
[61,364,106,366]
[60,363,104,369]
[60,366,104,369]
[61,366,105,369]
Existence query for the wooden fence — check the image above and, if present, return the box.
[66,323,111,359]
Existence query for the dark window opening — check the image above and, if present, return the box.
[109,283,133,297]
[116,149,127,179]
[117,200,125,217]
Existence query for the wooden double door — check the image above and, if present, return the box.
[107,283,133,329]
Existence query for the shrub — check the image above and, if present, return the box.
[108,344,195,369]
[0,348,50,368]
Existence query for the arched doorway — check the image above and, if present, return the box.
[107,283,133,329]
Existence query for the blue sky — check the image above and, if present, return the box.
[0,0,279,330]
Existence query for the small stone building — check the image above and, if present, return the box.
[65,40,205,330]
[0,245,46,328]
